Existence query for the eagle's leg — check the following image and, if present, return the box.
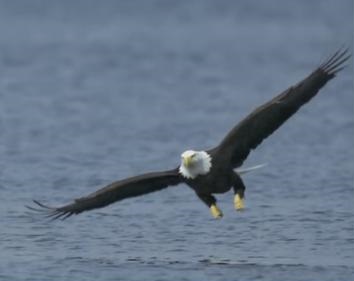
[233,173,246,211]
[197,193,223,219]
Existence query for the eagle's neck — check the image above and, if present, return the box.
[179,150,212,179]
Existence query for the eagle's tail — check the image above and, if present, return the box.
[235,163,267,175]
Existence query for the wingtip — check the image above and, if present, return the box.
[26,199,75,221]
[32,199,55,209]
[319,47,352,75]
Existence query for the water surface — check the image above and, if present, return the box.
[0,1,353,280]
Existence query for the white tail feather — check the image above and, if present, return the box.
[235,163,267,175]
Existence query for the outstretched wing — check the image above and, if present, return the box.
[214,48,350,168]
[28,169,182,220]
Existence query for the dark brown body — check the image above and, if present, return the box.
[183,149,246,207]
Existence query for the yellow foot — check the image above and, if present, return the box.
[210,204,223,219]
[234,194,245,211]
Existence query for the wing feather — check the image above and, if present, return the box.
[28,169,182,219]
[215,48,350,167]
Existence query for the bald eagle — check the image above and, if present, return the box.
[29,49,350,220]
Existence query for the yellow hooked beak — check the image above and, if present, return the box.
[182,155,193,168]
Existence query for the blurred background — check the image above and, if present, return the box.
[0,1,352,280]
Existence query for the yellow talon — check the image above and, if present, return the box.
[210,204,223,219]
[234,194,244,211]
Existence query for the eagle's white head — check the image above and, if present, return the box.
[179,150,212,179]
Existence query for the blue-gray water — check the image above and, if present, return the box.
[0,1,353,280]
